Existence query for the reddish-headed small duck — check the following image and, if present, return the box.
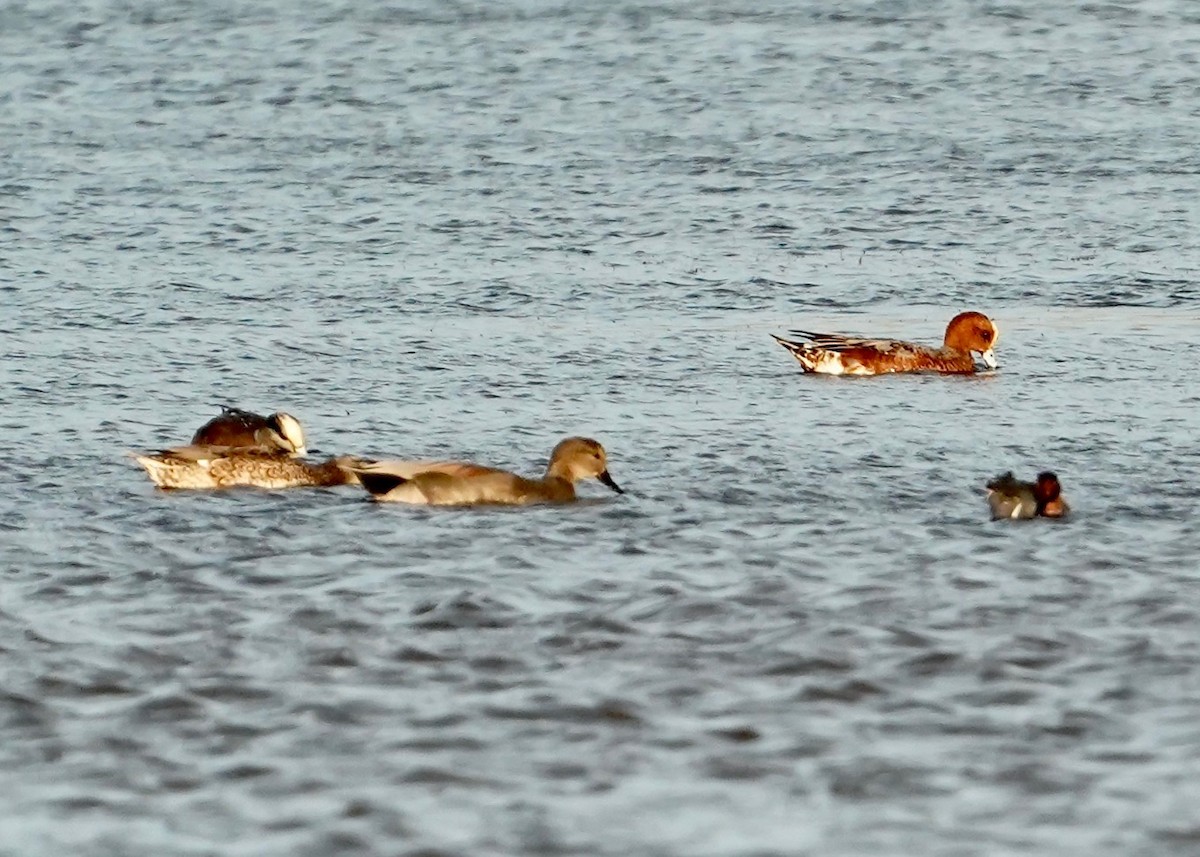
[986,471,1069,520]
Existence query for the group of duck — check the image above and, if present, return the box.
[133,411,622,506]
[131,310,1067,518]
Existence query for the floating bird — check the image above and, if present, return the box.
[132,446,361,490]
[350,437,623,506]
[772,311,999,375]
[986,471,1069,520]
[190,407,307,456]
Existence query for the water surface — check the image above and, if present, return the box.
[2,2,1200,855]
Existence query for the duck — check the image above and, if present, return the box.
[986,471,1069,520]
[132,445,362,490]
[190,407,307,456]
[771,311,999,375]
[349,437,624,506]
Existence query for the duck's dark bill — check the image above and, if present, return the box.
[598,470,624,494]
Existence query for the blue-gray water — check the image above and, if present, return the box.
[3,1,1200,854]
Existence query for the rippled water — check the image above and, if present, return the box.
[3,1,1200,854]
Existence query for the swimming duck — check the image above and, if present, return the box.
[133,446,361,490]
[986,471,1069,520]
[190,407,307,456]
[772,311,999,375]
[350,437,624,506]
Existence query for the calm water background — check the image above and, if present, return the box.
[2,1,1200,854]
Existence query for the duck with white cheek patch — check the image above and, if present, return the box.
[190,406,308,456]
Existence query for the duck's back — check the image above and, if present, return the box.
[366,470,576,505]
[136,448,353,489]
[775,335,976,375]
[986,473,1037,519]
[191,409,266,447]
[204,454,340,489]
[353,459,503,481]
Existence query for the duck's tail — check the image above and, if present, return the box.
[355,470,409,497]
[770,334,818,372]
[130,452,180,489]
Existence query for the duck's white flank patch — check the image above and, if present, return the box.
[812,352,846,375]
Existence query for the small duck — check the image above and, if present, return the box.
[133,446,362,490]
[772,311,999,375]
[190,407,307,456]
[350,437,624,506]
[986,471,1069,520]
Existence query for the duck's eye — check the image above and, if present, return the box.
[980,330,992,342]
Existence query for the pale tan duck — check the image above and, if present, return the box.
[190,406,307,456]
[133,445,362,490]
[350,437,623,506]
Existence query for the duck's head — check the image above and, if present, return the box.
[258,412,307,457]
[944,311,999,369]
[1034,471,1067,516]
[547,437,623,494]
